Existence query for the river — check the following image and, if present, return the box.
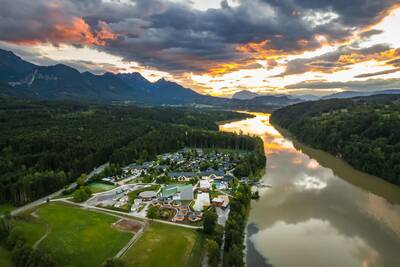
[219,112,400,267]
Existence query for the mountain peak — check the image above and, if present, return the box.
[232,90,259,100]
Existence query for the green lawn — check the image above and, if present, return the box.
[0,246,12,267]
[88,182,116,193]
[0,204,15,216]
[16,203,132,267]
[123,223,204,267]
[12,216,47,246]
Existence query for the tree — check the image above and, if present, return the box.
[146,206,159,219]
[76,173,88,187]
[206,239,220,267]
[73,186,92,202]
[203,209,218,235]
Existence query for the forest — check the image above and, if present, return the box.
[0,97,261,205]
[271,94,400,186]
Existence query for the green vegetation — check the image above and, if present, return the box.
[233,139,266,180]
[0,245,12,267]
[223,184,252,267]
[2,203,132,267]
[88,182,116,193]
[0,97,254,206]
[203,209,224,267]
[12,217,47,246]
[72,186,92,202]
[123,222,203,267]
[0,204,14,216]
[271,94,400,185]
[36,203,131,266]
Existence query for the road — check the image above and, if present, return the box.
[10,162,108,216]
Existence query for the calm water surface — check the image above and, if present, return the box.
[219,112,400,267]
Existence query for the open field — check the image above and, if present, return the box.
[12,215,47,246]
[88,182,116,193]
[0,246,12,267]
[123,222,204,267]
[0,204,15,216]
[14,203,133,267]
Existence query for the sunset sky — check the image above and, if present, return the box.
[1,0,400,97]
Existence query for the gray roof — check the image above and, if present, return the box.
[138,191,157,198]
[169,172,198,178]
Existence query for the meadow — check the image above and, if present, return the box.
[14,203,133,266]
[123,222,204,267]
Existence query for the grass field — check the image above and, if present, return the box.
[12,216,47,246]
[0,246,12,267]
[88,182,116,193]
[0,204,15,216]
[123,222,204,267]
[15,203,132,267]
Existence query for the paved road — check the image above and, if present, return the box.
[10,162,108,216]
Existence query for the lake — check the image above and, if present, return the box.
[219,112,400,267]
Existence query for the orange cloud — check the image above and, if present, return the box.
[52,18,117,46]
[12,18,118,47]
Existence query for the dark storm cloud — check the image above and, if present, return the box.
[285,78,400,91]
[0,0,399,73]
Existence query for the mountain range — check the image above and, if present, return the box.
[232,90,320,101]
[0,49,219,105]
[7,48,398,107]
[321,89,400,99]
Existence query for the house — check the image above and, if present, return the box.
[211,195,229,209]
[199,179,211,191]
[193,192,210,211]
[222,174,234,182]
[169,172,198,182]
[162,184,193,200]
[201,169,225,180]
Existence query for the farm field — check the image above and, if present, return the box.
[123,222,204,267]
[13,203,133,267]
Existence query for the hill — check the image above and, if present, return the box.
[271,94,400,186]
[322,89,400,99]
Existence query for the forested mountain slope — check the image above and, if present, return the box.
[0,97,263,205]
[271,95,400,186]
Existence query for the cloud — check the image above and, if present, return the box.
[354,68,400,78]
[274,44,399,77]
[285,78,400,91]
[0,0,399,74]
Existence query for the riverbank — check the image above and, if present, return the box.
[235,112,400,267]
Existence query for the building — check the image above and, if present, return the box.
[199,179,211,191]
[138,191,157,201]
[211,195,230,209]
[162,184,193,200]
[193,192,210,211]
[169,172,198,182]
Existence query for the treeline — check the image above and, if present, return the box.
[223,184,252,267]
[233,138,266,179]
[0,214,56,267]
[0,97,255,205]
[271,94,400,185]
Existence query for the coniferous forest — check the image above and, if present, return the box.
[271,94,400,186]
[0,97,263,206]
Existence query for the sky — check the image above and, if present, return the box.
[0,0,400,97]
